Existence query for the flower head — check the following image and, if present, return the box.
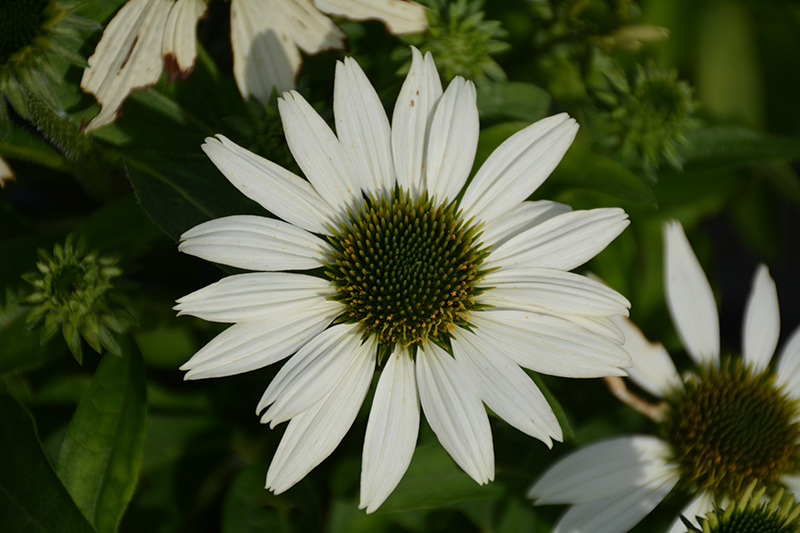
[529,220,800,533]
[177,48,631,512]
[0,0,95,132]
[81,0,428,131]
[22,236,136,363]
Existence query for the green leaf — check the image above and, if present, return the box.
[543,141,657,208]
[0,123,70,173]
[681,125,800,169]
[376,442,503,513]
[126,152,263,241]
[0,392,96,533]
[57,339,147,533]
[0,293,63,376]
[477,82,552,123]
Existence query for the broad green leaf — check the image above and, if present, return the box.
[327,498,392,533]
[72,197,162,252]
[478,82,552,123]
[57,339,147,533]
[543,142,657,208]
[0,123,70,173]
[0,392,96,533]
[681,125,800,169]
[376,442,503,513]
[125,152,263,241]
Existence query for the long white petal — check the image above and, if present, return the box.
[257,324,374,427]
[663,221,720,365]
[453,330,561,445]
[485,209,629,272]
[479,200,572,249]
[425,77,479,204]
[551,469,679,533]
[666,492,715,533]
[528,435,676,503]
[161,0,205,79]
[82,0,173,131]
[360,349,420,513]
[265,340,375,493]
[231,0,300,99]
[742,264,780,373]
[392,48,443,197]
[334,57,395,196]
[180,301,341,379]
[776,326,800,400]
[274,0,346,54]
[202,135,339,234]
[314,0,429,35]
[478,268,630,318]
[417,343,494,484]
[279,91,360,211]
[179,215,329,271]
[460,114,578,224]
[175,272,338,323]
[474,310,631,378]
[613,316,682,398]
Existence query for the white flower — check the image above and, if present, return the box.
[528,220,800,533]
[82,0,428,132]
[177,48,632,512]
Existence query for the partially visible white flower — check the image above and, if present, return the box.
[82,0,427,131]
[529,220,800,533]
[176,49,631,513]
[81,0,207,132]
[0,155,14,187]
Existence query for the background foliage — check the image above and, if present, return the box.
[1,0,799,531]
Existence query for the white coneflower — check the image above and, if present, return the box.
[177,48,632,512]
[529,220,800,533]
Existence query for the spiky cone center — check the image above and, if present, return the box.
[0,0,54,65]
[685,482,800,533]
[663,357,800,499]
[325,187,490,352]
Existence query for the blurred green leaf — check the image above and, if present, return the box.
[135,326,198,370]
[0,392,96,533]
[327,497,392,533]
[0,291,63,376]
[376,442,503,513]
[478,82,552,123]
[0,123,70,173]
[57,339,147,533]
[72,197,162,252]
[125,152,262,241]
[681,125,800,169]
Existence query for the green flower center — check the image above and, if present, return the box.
[685,483,800,533]
[0,0,49,65]
[325,187,489,350]
[663,358,800,499]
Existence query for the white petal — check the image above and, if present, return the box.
[279,91,360,210]
[528,435,676,504]
[485,209,629,272]
[180,301,341,379]
[178,215,329,271]
[0,155,14,187]
[613,316,682,398]
[161,0,205,79]
[175,272,337,323]
[257,324,374,427]
[417,343,494,484]
[453,330,561,445]
[663,221,720,365]
[314,0,429,35]
[360,349,420,513]
[82,0,173,131]
[274,0,346,54]
[666,492,715,533]
[230,0,301,99]
[334,57,395,196]
[425,77,479,204]
[551,469,679,533]
[742,264,780,373]
[565,315,625,344]
[478,268,631,318]
[782,473,800,495]
[460,114,578,224]
[479,200,572,249]
[776,326,800,400]
[392,47,443,197]
[266,339,375,494]
[474,310,631,378]
[202,135,339,234]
